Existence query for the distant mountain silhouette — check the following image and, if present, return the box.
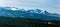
[0,6,60,21]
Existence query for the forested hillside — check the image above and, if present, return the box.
[0,16,60,27]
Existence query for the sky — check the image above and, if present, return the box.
[0,0,60,14]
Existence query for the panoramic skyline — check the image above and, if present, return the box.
[0,0,60,14]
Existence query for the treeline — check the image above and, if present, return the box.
[0,16,60,27]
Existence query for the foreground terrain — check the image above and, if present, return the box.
[0,16,60,27]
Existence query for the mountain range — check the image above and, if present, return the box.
[0,6,60,21]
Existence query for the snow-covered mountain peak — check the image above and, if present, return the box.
[0,6,60,20]
[26,9,49,14]
[0,6,60,17]
[0,6,53,14]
